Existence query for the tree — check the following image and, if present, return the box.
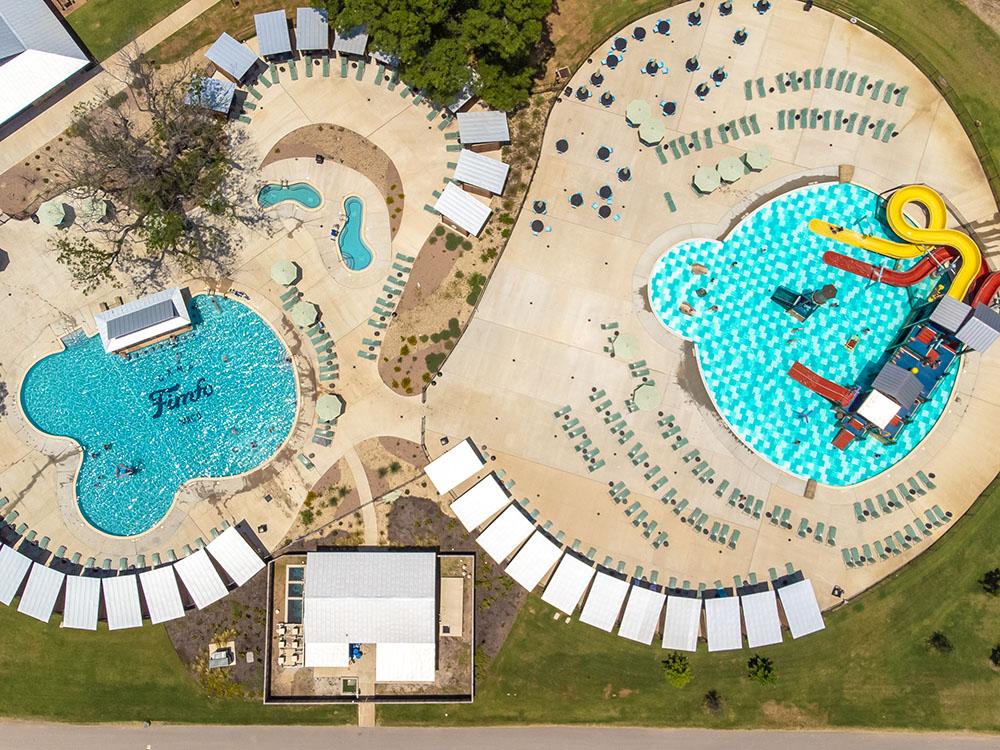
[927,631,953,653]
[978,567,1000,596]
[747,654,775,684]
[661,651,692,688]
[990,644,1000,668]
[703,688,724,713]
[53,47,265,292]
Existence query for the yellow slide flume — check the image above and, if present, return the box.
[808,184,982,300]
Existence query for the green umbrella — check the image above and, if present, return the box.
[613,332,640,360]
[79,196,108,222]
[638,118,665,145]
[745,143,772,171]
[316,393,344,422]
[633,382,661,411]
[290,300,318,327]
[693,165,721,194]
[625,99,651,127]
[37,199,66,227]
[717,156,745,183]
[271,260,299,286]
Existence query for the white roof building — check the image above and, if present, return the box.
[454,149,510,195]
[303,550,437,682]
[457,110,510,145]
[424,437,484,494]
[94,287,191,354]
[433,183,491,236]
[0,0,89,126]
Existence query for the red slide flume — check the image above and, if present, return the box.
[821,247,957,287]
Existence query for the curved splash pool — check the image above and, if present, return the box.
[258,182,322,209]
[338,196,373,270]
[21,295,297,536]
[648,183,957,486]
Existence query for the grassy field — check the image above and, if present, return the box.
[0,609,352,724]
[151,0,289,65]
[67,0,191,61]
[382,476,1000,730]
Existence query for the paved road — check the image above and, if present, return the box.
[0,724,995,750]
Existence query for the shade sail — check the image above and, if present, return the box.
[206,527,265,587]
[290,300,318,327]
[271,260,298,286]
[450,473,510,531]
[541,553,595,615]
[424,437,484,494]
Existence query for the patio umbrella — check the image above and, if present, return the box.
[625,98,650,126]
[614,332,640,360]
[711,66,727,84]
[555,138,569,153]
[36,199,65,227]
[638,118,665,145]
[644,60,659,75]
[270,260,299,286]
[600,92,615,107]
[617,167,632,182]
[532,200,547,214]
[530,219,544,233]
[598,185,613,200]
[719,0,734,16]
[734,28,749,45]
[316,393,344,423]
[290,300,318,327]
[661,100,677,116]
[745,143,772,171]
[569,192,584,207]
[614,37,627,51]
[79,196,108,222]
[590,71,604,86]
[718,156,745,183]
[655,19,670,35]
[695,82,711,99]
[596,145,611,161]
[693,165,722,194]
[605,54,619,69]
[688,10,702,26]
[633,382,661,411]
[597,205,611,219]
[575,86,590,101]
[633,26,646,41]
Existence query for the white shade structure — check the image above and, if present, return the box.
[662,595,702,652]
[206,527,265,586]
[579,571,629,632]
[475,504,534,563]
[139,566,185,624]
[618,585,666,644]
[424,437,484,494]
[0,544,32,605]
[705,596,743,651]
[504,531,562,592]
[777,579,825,638]
[450,473,510,531]
[174,549,228,609]
[541,553,595,615]
[17,563,64,623]
[102,575,143,630]
[62,575,101,630]
[741,589,783,647]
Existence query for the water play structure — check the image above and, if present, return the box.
[790,184,1000,452]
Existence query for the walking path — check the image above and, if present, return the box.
[345,447,380,545]
[0,0,222,173]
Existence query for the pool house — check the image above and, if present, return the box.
[93,287,192,354]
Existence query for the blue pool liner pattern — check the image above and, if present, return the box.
[258,182,322,209]
[338,195,373,270]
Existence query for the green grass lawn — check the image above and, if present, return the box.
[381,476,1000,730]
[67,0,191,61]
[0,610,352,724]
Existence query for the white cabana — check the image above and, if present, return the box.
[424,437,484,494]
[777,579,826,638]
[62,575,100,630]
[475,504,534,563]
[618,585,666,645]
[102,575,143,630]
[206,527,265,586]
[433,183,492,237]
[0,544,32,605]
[504,531,562,592]
[662,595,702,652]
[375,642,437,683]
[741,589,783,647]
[450,473,510,531]
[16,563,64,623]
[139,566,185,624]
[454,149,510,195]
[705,596,743,652]
[579,571,629,632]
[174,549,228,609]
[541,553,595,615]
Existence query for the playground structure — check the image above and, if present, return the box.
[790,184,1000,452]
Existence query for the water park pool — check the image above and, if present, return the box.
[21,295,297,536]
[648,183,957,486]
[337,196,373,270]
[258,182,322,209]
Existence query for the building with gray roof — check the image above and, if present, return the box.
[205,32,259,83]
[295,7,329,52]
[457,110,510,147]
[94,288,192,354]
[332,25,368,57]
[454,148,509,196]
[254,10,292,59]
[184,76,237,115]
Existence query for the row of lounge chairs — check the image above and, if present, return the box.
[841,505,952,567]
[744,67,908,107]
[852,472,936,523]
[776,106,897,142]
[553,401,605,473]
[654,114,761,164]
[360,252,417,360]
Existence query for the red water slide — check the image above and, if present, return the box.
[788,362,854,408]
[821,247,957,287]
[972,271,1000,307]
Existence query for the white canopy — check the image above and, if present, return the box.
[454,149,510,195]
[857,390,902,429]
[17,562,64,623]
[206,527,264,586]
[741,589,783,647]
[662,595,702,652]
[705,596,743,651]
[93,287,191,354]
[618,585,666,645]
[62,575,100,630]
[139,566,185,624]
[475,504,534,563]
[505,531,562,592]
[433,183,492,237]
[375,642,436,682]
[174,549,228,609]
[541,553,595,615]
[579,572,629,632]
[450,473,510,531]
[425,437,484,494]
[777,579,826,638]
[102,575,143,630]
[0,544,32,605]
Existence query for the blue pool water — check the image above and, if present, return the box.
[257,182,322,209]
[338,196,373,270]
[649,183,956,486]
[21,296,297,536]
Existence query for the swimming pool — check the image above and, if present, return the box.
[258,182,322,209]
[648,183,956,486]
[21,295,297,536]
[338,196,373,270]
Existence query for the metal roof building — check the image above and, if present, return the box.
[303,550,437,682]
[957,303,1000,352]
[255,10,292,58]
[424,437,484,494]
[457,111,510,145]
[295,7,329,52]
[433,183,491,236]
[872,363,923,407]
[332,25,368,56]
[184,76,237,115]
[454,149,510,195]
[450,473,510,531]
[0,0,90,126]
[94,287,191,353]
[205,32,259,83]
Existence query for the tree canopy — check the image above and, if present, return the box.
[313,0,551,109]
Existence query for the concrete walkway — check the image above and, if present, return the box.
[0,0,223,173]
[345,447,379,545]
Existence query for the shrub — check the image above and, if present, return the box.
[445,233,462,251]
[703,689,724,713]
[435,226,445,236]
[299,508,314,526]
[426,351,446,374]
[661,651,692,688]
[927,631,953,653]
[448,317,461,338]
[991,644,1000,668]
[747,654,775,684]
[979,567,1000,595]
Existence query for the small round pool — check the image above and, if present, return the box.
[338,196,373,270]
[258,182,322,209]
[648,183,957,486]
[21,295,298,536]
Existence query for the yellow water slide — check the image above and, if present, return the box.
[808,184,982,301]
